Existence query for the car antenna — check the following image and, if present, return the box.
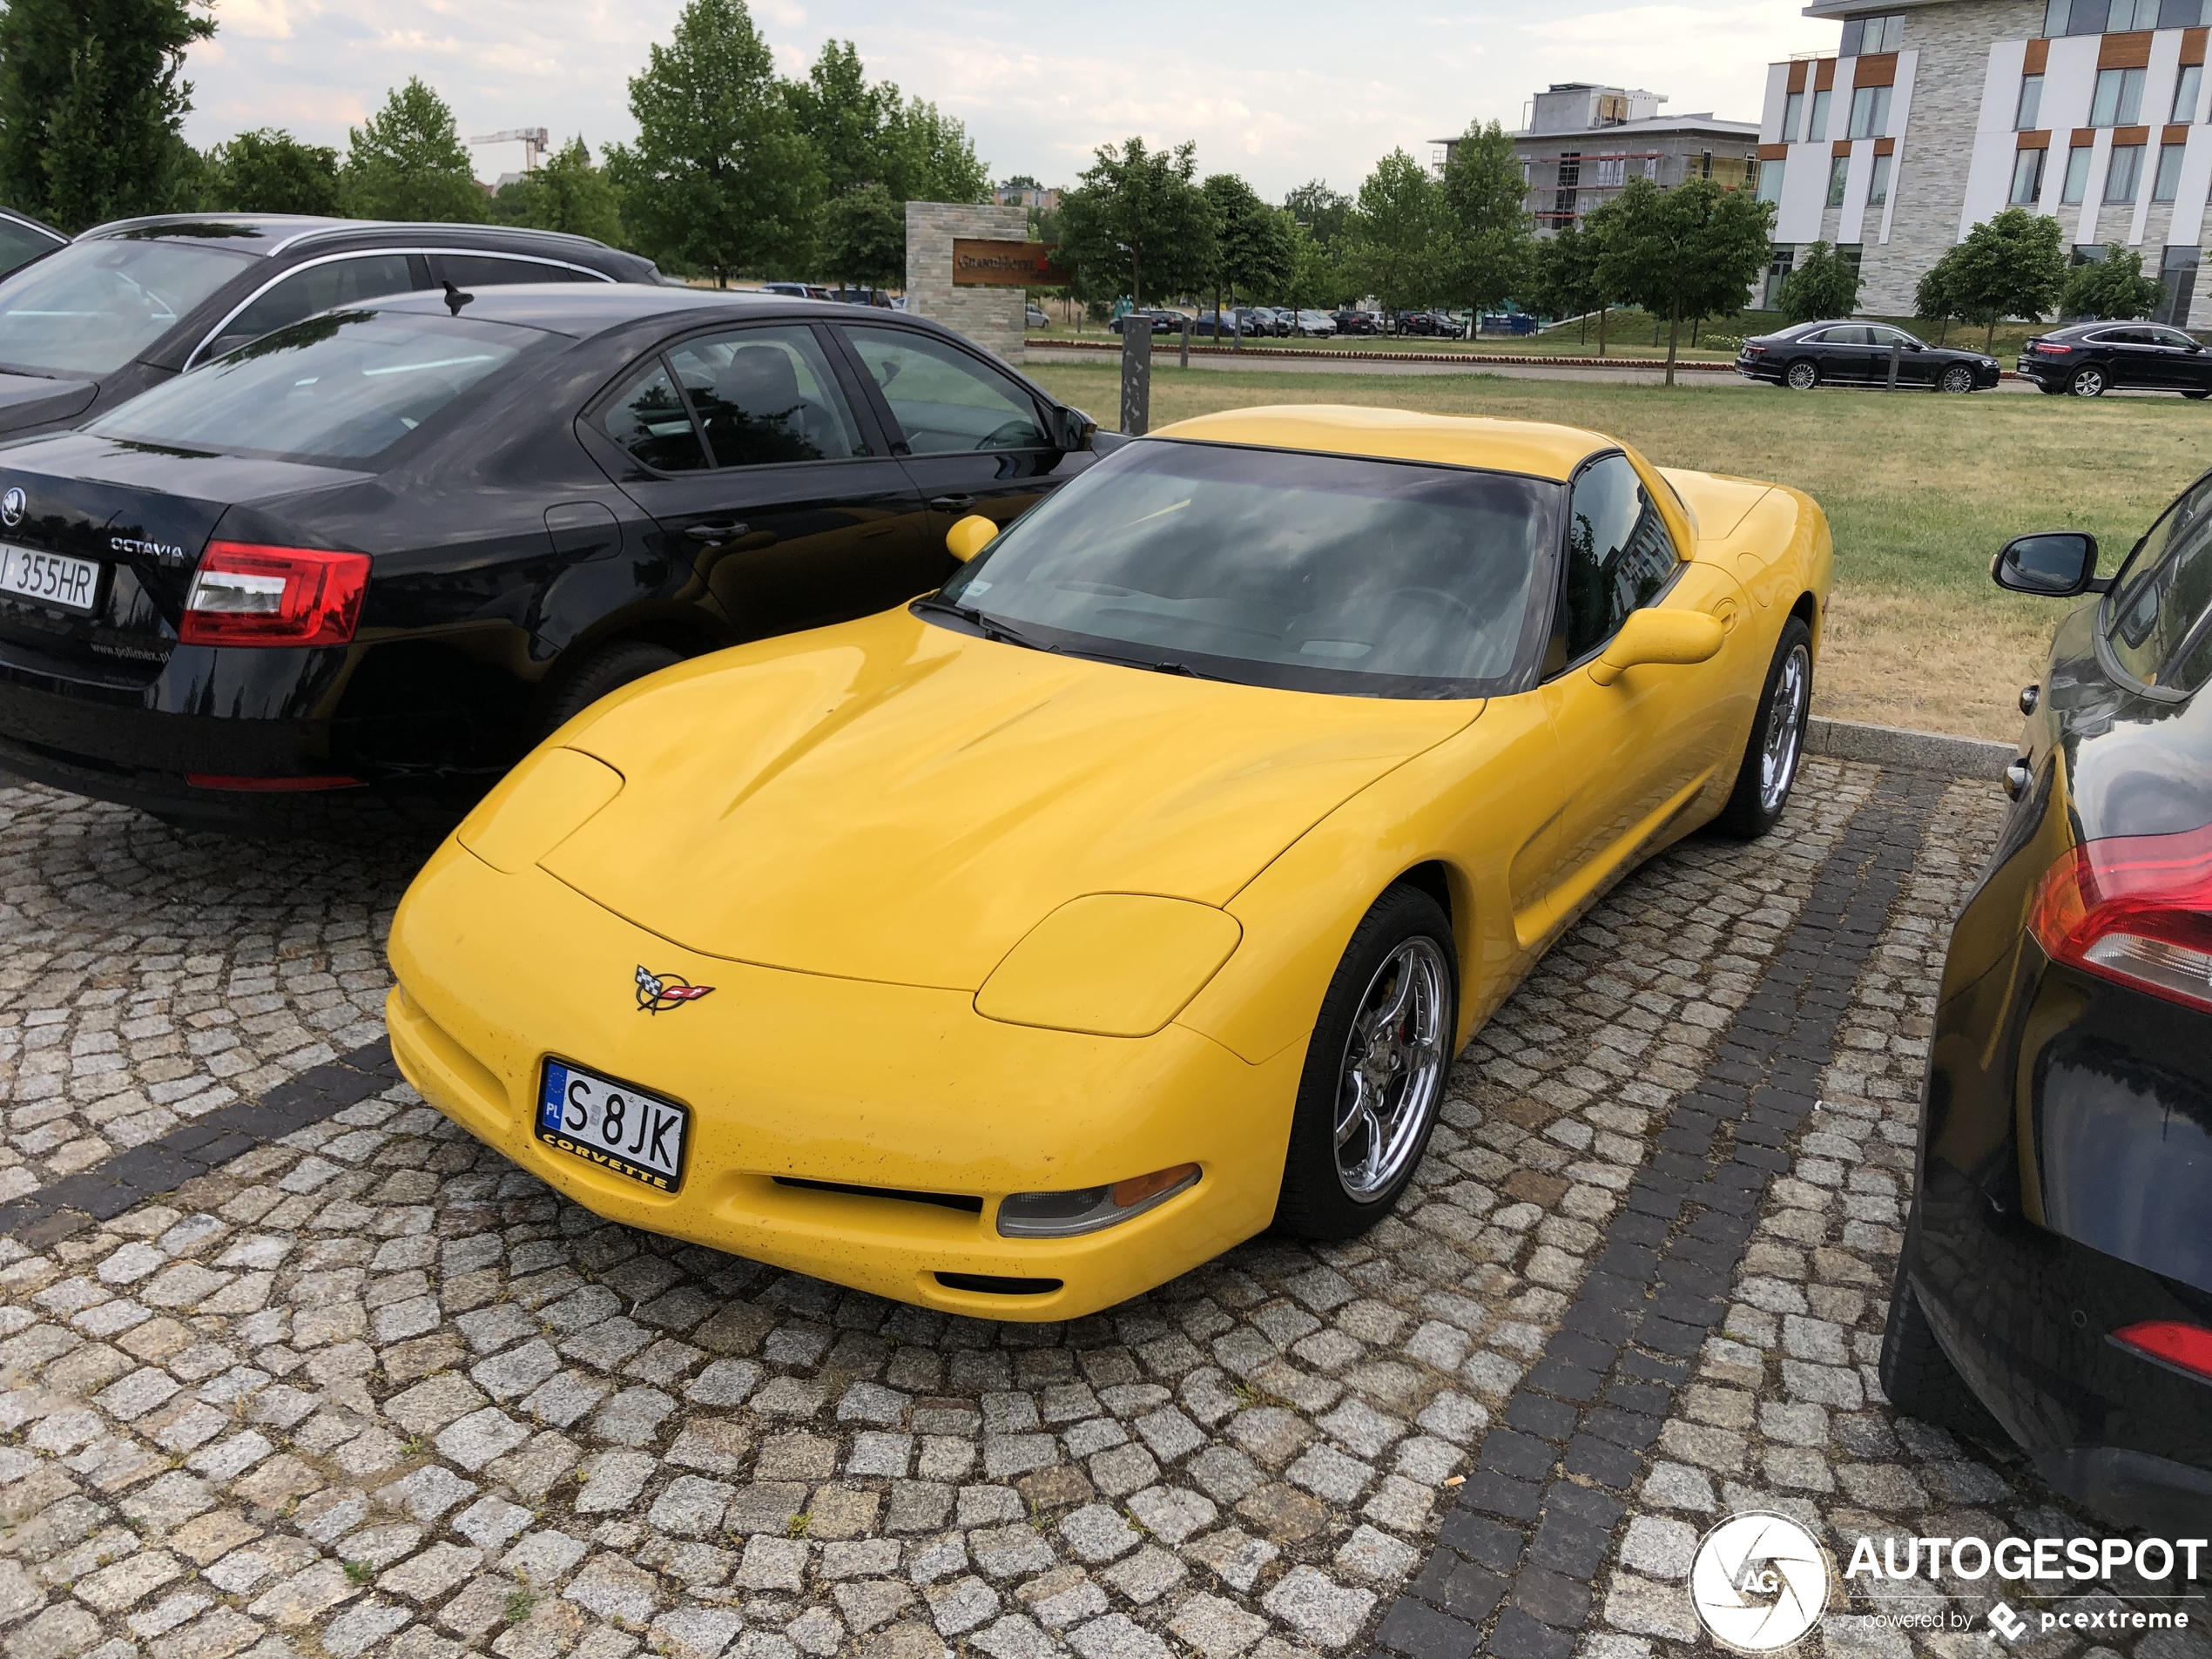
[442,280,474,316]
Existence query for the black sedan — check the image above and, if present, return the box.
[1332,309,1381,336]
[2018,320,2212,397]
[0,286,1107,832]
[1736,319,2000,392]
[1105,308,1184,335]
[0,212,658,442]
[1883,483,2212,1528]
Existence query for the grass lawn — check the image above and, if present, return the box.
[1024,360,2202,742]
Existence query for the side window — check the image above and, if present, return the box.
[602,361,709,473]
[204,253,420,359]
[0,219,56,278]
[664,326,866,466]
[843,325,1049,454]
[1559,455,1681,663]
[2107,475,2212,689]
[434,254,597,287]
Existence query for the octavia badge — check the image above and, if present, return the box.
[636,964,713,1014]
[2,488,24,528]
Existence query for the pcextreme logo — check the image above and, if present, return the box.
[1690,1512,1834,1652]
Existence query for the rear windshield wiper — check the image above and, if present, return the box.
[913,595,1057,654]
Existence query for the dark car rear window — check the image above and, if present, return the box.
[87,308,556,467]
[0,239,253,377]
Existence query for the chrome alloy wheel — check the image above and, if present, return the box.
[1785,361,1817,390]
[1941,364,1975,394]
[1760,641,1811,813]
[1332,936,1449,1201]
[2072,366,2107,397]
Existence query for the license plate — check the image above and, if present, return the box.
[536,1059,690,1191]
[0,543,98,614]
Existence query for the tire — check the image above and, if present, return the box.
[1272,885,1458,1241]
[1711,617,1812,840]
[1940,364,1976,395]
[1784,359,1818,391]
[2069,364,2107,397]
[538,640,683,738]
[2038,382,2067,395]
[2186,390,2210,401]
[1879,1259,2006,1445]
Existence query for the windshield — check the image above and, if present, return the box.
[931,439,1558,698]
[88,309,552,467]
[0,239,253,377]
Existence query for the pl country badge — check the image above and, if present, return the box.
[635,964,714,1014]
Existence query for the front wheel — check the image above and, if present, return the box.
[537,639,684,738]
[2069,365,2107,397]
[1711,617,1812,840]
[1940,364,1977,395]
[1784,359,1818,391]
[1272,886,1457,1240]
[2186,390,2210,401]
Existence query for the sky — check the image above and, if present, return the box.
[184,0,1838,199]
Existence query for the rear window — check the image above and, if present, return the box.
[87,309,553,467]
[0,239,253,377]
[2106,471,2212,694]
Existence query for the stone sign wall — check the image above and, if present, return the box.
[904,201,1028,363]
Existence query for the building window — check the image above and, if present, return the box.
[1848,84,1893,138]
[2175,64,2202,123]
[2159,245,2200,325]
[2110,0,2161,24]
[2091,66,2146,126]
[1595,157,1625,186]
[1840,13,1904,52]
[1827,154,1851,206]
[1764,246,1796,308]
[2160,0,2210,23]
[2017,75,2044,131]
[1783,91,1805,141]
[2043,0,2107,36]
[1866,153,1892,206]
[2062,144,2093,203]
[2106,142,2145,202]
[2013,146,2049,204]
[1809,89,1832,141]
[2155,141,2187,199]
[1757,158,1787,201]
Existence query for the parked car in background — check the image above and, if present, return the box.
[759,281,834,300]
[0,208,64,281]
[1884,478,2212,1528]
[0,286,1108,832]
[2018,320,2212,398]
[1332,309,1381,336]
[1293,310,1338,337]
[1025,303,1050,329]
[1107,308,1186,335]
[1736,320,2000,393]
[1397,311,1456,337]
[0,213,660,444]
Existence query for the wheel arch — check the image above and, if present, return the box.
[1388,857,1480,1046]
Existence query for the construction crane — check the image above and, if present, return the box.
[469,128,550,172]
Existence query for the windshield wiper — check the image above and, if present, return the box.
[913,595,1057,654]
[1073,648,1232,682]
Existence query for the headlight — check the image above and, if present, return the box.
[456,748,624,873]
[975,894,1240,1037]
[999,1163,1201,1237]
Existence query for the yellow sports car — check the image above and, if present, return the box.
[386,406,1831,1319]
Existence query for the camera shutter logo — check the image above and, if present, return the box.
[2,487,23,528]
[1689,1512,1834,1652]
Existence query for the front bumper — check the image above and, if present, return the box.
[388,838,1301,1319]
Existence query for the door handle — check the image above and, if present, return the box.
[685,521,748,542]
[929,495,978,512]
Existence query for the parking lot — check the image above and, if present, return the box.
[0,761,2196,1659]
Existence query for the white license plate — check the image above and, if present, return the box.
[0,543,99,614]
[536,1059,690,1191]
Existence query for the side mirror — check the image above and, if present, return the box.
[1055,406,1098,451]
[1588,609,1726,685]
[1993,530,2101,596]
[946,514,998,563]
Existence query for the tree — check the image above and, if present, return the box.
[489,138,624,244]
[1055,138,1216,307]
[1000,173,1042,193]
[784,40,987,208]
[1943,206,2067,349]
[0,0,215,230]
[1284,179,1353,251]
[1280,220,1345,310]
[1343,150,1445,326]
[204,128,340,215]
[1594,174,1773,383]
[819,180,905,289]
[1914,251,1967,345]
[1436,119,1534,334]
[606,0,822,284]
[341,78,486,223]
[2059,242,2167,321]
[879,96,988,204]
[1777,239,1859,325]
[1530,219,1608,348]
[1201,172,1292,334]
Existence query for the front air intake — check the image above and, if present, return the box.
[935,1271,1063,1296]
[773,1177,982,1214]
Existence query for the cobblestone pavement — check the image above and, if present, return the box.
[0,763,2188,1659]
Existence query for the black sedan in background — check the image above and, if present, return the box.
[0,212,658,441]
[0,208,64,280]
[1737,319,2001,392]
[2018,320,2212,397]
[0,287,1106,831]
[1332,309,1381,336]
[1884,480,2212,1528]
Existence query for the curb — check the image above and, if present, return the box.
[1806,715,2014,778]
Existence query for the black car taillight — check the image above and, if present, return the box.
[2028,824,2212,1014]
[2112,1320,2212,1380]
[181,542,370,647]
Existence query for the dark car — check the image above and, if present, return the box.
[1737,319,2000,392]
[0,213,660,444]
[1882,480,2212,1529]
[0,286,1108,831]
[0,207,64,280]
[1332,309,1381,336]
[2019,320,2212,398]
[1106,308,1184,335]
[1396,310,1458,338]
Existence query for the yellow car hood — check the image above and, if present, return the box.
[542,610,1480,990]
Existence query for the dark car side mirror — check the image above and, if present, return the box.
[1993,531,2105,596]
[1055,406,1098,452]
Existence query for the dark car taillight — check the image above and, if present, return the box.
[1743,344,1767,355]
[2112,1320,2212,1380]
[2037,343,2073,355]
[2028,824,2212,1014]
[181,542,370,647]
